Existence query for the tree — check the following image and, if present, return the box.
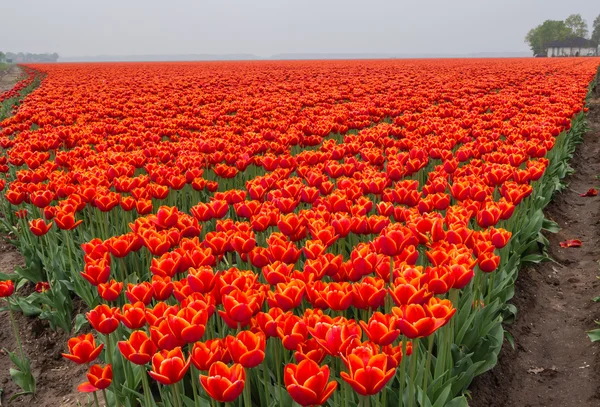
[525,20,573,56]
[565,14,589,38]
[592,14,600,46]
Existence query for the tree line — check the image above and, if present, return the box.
[525,14,600,56]
[0,52,59,62]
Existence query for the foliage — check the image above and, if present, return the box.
[525,20,573,56]
[3,52,59,63]
[592,15,600,46]
[565,14,589,38]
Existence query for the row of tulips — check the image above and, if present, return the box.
[0,59,598,406]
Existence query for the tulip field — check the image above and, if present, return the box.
[0,58,598,406]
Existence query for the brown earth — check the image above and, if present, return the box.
[0,65,22,93]
[0,240,89,407]
[469,82,600,405]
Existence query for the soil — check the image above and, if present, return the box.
[0,65,22,93]
[469,82,600,405]
[0,240,88,407]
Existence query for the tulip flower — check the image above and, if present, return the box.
[148,347,191,385]
[277,313,309,351]
[62,333,104,364]
[226,330,266,368]
[308,321,360,356]
[116,301,147,329]
[284,359,337,406]
[35,281,50,293]
[97,280,123,302]
[0,280,15,297]
[77,364,113,392]
[200,362,246,403]
[28,219,53,236]
[359,312,400,346]
[191,339,230,371]
[126,282,154,305]
[86,304,120,335]
[118,330,157,365]
[167,306,209,343]
[340,348,395,396]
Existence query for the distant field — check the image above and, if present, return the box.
[0,63,9,71]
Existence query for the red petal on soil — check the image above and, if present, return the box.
[559,239,582,248]
[579,188,598,197]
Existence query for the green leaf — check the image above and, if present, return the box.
[15,297,42,317]
[0,272,15,281]
[74,313,88,334]
[432,383,452,407]
[8,390,33,402]
[587,328,600,342]
[501,304,518,324]
[542,218,560,233]
[14,264,43,284]
[521,254,548,264]
[444,396,469,407]
[504,330,515,349]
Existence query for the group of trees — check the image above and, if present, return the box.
[525,14,600,56]
[0,52,59,62]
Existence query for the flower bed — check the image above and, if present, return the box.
[1,59,598,406]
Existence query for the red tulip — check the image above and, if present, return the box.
[284,359,337,406]
[191,339,230,371]
[340,347,395,396]
[86,304,120,335]
[116,301,147,329]
[148,347,191,385]
[97,280,123,302]
[29,219,53,236]
[62,334,104,364]
[359,312,400,346]
[78,364,113,392]
[118,330,157,365]
[200,362,246,403]
[226,330,266,368]
[0,280,15,297]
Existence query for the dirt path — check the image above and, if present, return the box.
[469,83,600,405]
[0,65,22,93]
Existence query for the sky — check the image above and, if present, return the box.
[1,0,598,57]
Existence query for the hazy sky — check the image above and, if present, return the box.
[1,0,598,56]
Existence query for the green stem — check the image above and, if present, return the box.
[398,339,408,407]
[275,341,283,407]
[263,361,270,407]
[191,366,201,407]
[408,338,419,407]
[141,366,153,407]
[102,389,110,407]
[104,334,121,407]
[421,335,435,406]
[93,391,101,407]
[8,307,25,362]
[172,382,183,407]
[244,371,252,407]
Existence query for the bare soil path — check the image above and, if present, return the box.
[469,82,600,406]
[0,65,22,93]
